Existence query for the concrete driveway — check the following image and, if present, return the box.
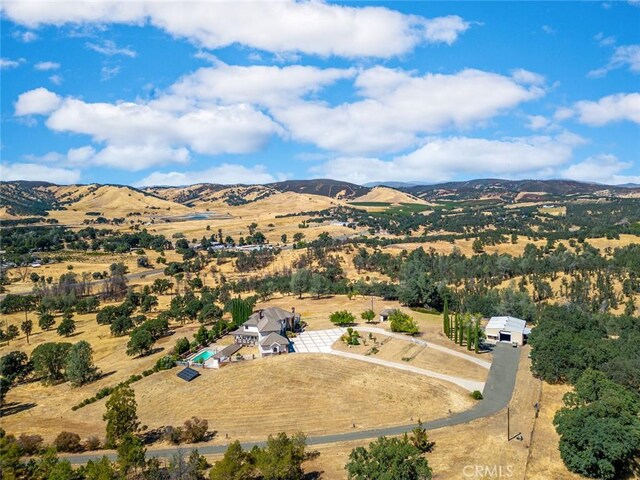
[291,328,345,353]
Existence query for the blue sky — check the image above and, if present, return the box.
[1,0,639,186]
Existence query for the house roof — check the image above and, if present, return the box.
[257,317,283,333]
[230,328,258,337]
[245,307,300,333]
[259,332,290,347]
[380,308,397,315]
[486,316,530,334]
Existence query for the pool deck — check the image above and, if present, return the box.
[187,348,218,363]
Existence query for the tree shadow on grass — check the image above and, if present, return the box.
[476,344,494,355]
[303,472,323,480]
[95,370,117,381]
[136,347,165,358]
[140,426,166,445]
[0,401,36,417]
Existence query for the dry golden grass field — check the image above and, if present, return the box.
[1,294,474,447]
[348,186,429,206]
[332,337,489,383]
[524,383,584,480]
[134,354,473,443]
[196,345,580,480]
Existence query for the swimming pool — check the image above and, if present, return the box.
[191,350,215,363]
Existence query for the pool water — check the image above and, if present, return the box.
[191,350,215,363]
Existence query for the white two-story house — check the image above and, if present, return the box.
[231,306,300,357]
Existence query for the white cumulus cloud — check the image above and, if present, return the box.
[1,162,81,184]
[312,133,584,184]
[12,30,38,42]
[274,67,546,154]
[561,154,640,185]
[163,63,356,109]
[1,57,24,69]
[526,115,551,130]
[136,164,280,186]
[565,93,640,126]
[14,87,62,116]
[13,87,282,170]
[588,44,640,77]
[34,61,60,71]
[3,0,471,58]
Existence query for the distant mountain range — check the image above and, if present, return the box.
[1,178,638,218]
[363,181,429,188]
[402,178,628,201]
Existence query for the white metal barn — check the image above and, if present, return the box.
[484,316,531,346]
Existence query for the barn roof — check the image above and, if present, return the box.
[486,316,531,334]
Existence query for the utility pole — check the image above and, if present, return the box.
[507,407,510,441]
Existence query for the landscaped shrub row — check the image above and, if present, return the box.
[71,356,176,411]
[10,431,102,456]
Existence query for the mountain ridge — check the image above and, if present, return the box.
[1,178,638,218]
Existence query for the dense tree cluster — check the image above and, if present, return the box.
[530,305,640,478]
[210,432,311,480]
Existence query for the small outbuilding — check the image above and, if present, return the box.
[379,308,397,322]
[484,316,531,346]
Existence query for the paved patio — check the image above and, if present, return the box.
[292,328,345,353]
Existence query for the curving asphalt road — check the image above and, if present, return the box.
[62,343,520,464]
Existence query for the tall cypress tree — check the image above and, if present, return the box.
[474,319,480,353]
[467,322,473,350]
[443,298,449,335]
[443,298,449,337]
[453,314,458,343]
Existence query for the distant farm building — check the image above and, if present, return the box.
[484,316,531,346]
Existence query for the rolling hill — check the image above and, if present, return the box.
[402,179,640,201]
[0,181,61,217]
[0,182,189,219]
[350,186,426,205]
[267,179,369,199]
[2,178,638,222]
[145,184,277,207]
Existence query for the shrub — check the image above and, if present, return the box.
[330,310,356,326]
[181,417,209,444]
[470,390,483,400]
[155,355,176,371]
[163,426,183,445]
[54,431,83,452]
[126,374,142,384]
[388,310,419,335]
[96,387,113,399]
[83,436,101,451]
[142,369,154,377]
[16,433,44,455]
[361,309,375,322]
